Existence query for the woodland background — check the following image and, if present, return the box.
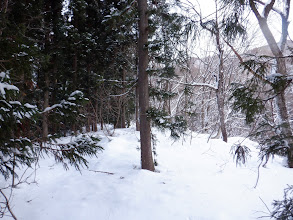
[0,0,293,219]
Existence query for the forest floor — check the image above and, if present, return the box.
[3,127,293,220]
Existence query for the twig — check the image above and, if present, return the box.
[88,170,114,175]
[109,81,137,97]
[0,189,17,220]
[254,160,263,188]
[259,196,271,214]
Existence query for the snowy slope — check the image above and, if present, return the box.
[3,127,293,220]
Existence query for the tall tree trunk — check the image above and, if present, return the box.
[199,3,228,142]
[135,84,140,131]
[42,0,51,141]
[249,0,293,167]
[215,29,228,142]
[135,50,140,132]
[93,98,98,132]
[100,106,103,130]
[121,69,126,128]
[138,0,154,171]
[72,51,78,134]
[42,71,49,140]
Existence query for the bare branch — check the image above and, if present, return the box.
[263,0,276,18]
[109,81,137,97]
[158,77,217,90]
[249,0,262,20]
[222,38,271,84]
[88,170,114,175]
[0,189,17,220]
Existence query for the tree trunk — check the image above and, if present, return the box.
[100,106,103,130]
[215,29,228,142]
[138,0,154,171]
[121,69,126,128]
[275,90,293,168]
[163,81,171,114]
[249,0,293,167]
[135,84,140,131]
[93,99,98,132]
[42,71,49,140]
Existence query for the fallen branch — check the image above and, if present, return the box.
[0,189,17,220]
[88,170,114,175]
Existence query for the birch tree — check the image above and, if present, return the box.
[224,0,293,167]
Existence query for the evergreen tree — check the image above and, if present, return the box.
[147,0,190,139]
[0,0,103,181]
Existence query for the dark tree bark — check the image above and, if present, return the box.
[135,84,140,131]
[121,69,126,128]
[137,0,154,171]
[93,99,98,132]
[41,0,51,141]
[42,71,49,140]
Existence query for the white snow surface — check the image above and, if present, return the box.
[3,128,293,220]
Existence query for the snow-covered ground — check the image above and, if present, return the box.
[3,127,293,220]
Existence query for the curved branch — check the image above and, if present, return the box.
[263,0,276,18]
[158,77,217,90]
[0,189,17,220]
[249,0,262,19]
[222,38,271,84]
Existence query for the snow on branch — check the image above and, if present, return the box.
[189,82,217,90]
[262,0,276,18]
[42,104,62,114]
[255,0,284,16]
[0,82,19,97]
[158,77,217,90]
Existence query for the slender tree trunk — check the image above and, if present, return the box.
[135,84,140,131]
[120,103,126,128]
[42,71,49,140]
[135,51,140,131]
[138,0,154,171]
[100,106,103,130]
[93,99,98,132]
[215,30,228,142]
[72,52,78,134]
[199,4,228,142]
[163,81,171,114]
[121,69,126,128]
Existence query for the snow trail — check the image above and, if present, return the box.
[5,128,292,220]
